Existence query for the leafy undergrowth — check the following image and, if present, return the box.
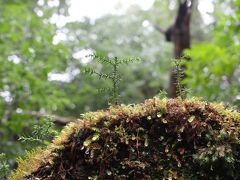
[10,98,240,180]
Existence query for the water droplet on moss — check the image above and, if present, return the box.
[188,116,195,123]
[157,113,162,118]
[162,119,167,124]
[83,139,92,147]
[106,170,112,176]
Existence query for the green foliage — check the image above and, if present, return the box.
[0,0,70,168]
[1,0,240,176]
[173,59,192,99]
[12,98,240,179]
[19,117,58,146]
[82,54,141,105]
[58,4,174,116]
[173,59,185,99]
[0,153,10,179]
[184,0,240,106]
[158,90,168,99]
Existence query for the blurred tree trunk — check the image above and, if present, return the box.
[169,0,193,98]
[154,0,193,97]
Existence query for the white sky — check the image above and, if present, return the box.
[52,0,214,27]
[69,0,214,22]
[70,0,154,20]
[68,0,214,19]
[50,0,214,82]
[69,0,155,20]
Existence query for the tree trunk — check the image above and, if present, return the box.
[154,0,193,98]
[169,0,192,98]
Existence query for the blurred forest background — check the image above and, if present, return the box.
[0,0,240,173]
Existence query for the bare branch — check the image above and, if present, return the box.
[17,111,76,126]
[150,22,166,34]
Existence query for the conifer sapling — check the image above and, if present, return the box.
[82,54,141,105]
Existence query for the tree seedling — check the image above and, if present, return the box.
[0,153,10,179]
[83,54,141,106]
[19,117,58,146]
[173,58,190,99]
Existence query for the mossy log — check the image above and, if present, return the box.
[10,98,240,180]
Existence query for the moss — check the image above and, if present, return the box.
[9,148,53,180]
[10,97,240,180]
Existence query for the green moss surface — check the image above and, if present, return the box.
[10,98,240,180]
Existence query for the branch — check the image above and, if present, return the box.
[17,111,76,126]
[150,22,166,34]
